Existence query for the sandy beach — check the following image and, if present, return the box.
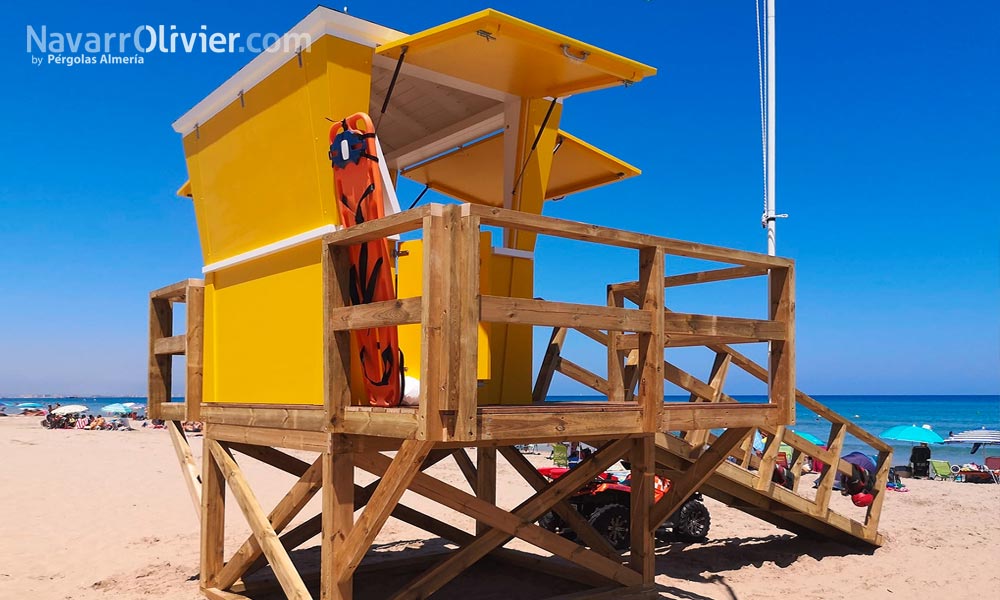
[2,415,998,600]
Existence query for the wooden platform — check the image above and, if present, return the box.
[146,205,888,600]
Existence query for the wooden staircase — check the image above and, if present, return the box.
[537,323,892,547]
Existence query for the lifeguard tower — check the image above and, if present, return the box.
[149,7,892,599]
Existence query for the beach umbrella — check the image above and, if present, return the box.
[880,424,944,444]
[17,402,44,408]
[52,404,89,415]
[944,429,1000,446]
[792,430,825,446]
[102,403,131,414]
[122,402,145,409]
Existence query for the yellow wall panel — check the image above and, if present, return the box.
[210,242,324,404]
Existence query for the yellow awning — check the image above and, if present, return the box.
[377,10,656,98]
[402,130,640,207]
[177,180,193,198]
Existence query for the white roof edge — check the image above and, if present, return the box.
[172,7,407,135]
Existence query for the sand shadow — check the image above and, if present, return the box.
[653,533,875,583]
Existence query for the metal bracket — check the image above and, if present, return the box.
[561,44,590,62]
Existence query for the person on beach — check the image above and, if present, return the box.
[839,451,877,507]
[909,443,931,478]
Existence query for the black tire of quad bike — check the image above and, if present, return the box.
[587,503,631,551]
[674,501,711,542]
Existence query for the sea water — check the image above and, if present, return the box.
[5,395,998,468]
[547,394,1000,467]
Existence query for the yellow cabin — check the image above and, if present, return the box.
[173,8,652,408]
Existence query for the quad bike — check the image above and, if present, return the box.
[537,465,711,550]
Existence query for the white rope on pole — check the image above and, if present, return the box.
[766,0,777,256]
[755,0,768,235]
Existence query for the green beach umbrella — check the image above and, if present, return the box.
[880,424,944,444]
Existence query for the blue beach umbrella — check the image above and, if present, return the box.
[102,403,131,414]
[17,402,44,408]
[880,424,944,444]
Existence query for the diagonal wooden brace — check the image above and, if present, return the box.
[333,440,434,582]
[356,439,641,600]
[215,455,323,590]
[650,427,750,528]
[497,446,621,561]
[206,440,312,600]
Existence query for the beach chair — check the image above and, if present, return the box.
[929,459,955,481]
[984,457,1000,484]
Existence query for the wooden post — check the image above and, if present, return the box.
[148,297,172,421]
[200,436,225,591]
[322,447,355,600]
[636,247,665,431]
[418,205,449,440]
[324,242,354,433]
[769,265,795,424]
[452,205,480,441]
[605,287,626,403]
[629,436,655,584]
[755,425,786,491]
[813,422,846,517]
[476,447,497,536]
[185,282,204,422]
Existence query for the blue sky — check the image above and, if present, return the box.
[0,1,997,396]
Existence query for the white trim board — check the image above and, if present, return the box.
[202,224,340,273]
[492,247,534,260]
[173,7,406,135]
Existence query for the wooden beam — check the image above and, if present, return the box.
[215,456,323,590]
[327,297,422,331]
[324,205,430,247]
[481,296,652,333]
[322,450,354,600]
[556,358,609,395]
[532,327,567,403]
[185,282,204,421]
[166,420,201,521]
[476,447,497,536]
[769,265,796,424]
[452,448,479,491]
[451,207,480,441]
[200,435,225,590]
[150,278,201,301]
[606,288,626,404]
[371,439,641,600]
[755,425,786,491]
[154,335,186,356]
[207,423,329,453]
[609,265,769,295]
[629,436,654,583]
[418,206,448,440]
[636,247,665,431]
[148,297,172,421]
[465,204,793,268]
[651,427,751,528]
[813,423,846,517]
[497,446,621,561]
[324,242,354,432]
[207,441,311,600]
[684,352,731,448]
[334,441,434,580]
[202,405,326,431]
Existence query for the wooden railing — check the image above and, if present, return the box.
[148,278,204,422]
[322,203,795,443]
